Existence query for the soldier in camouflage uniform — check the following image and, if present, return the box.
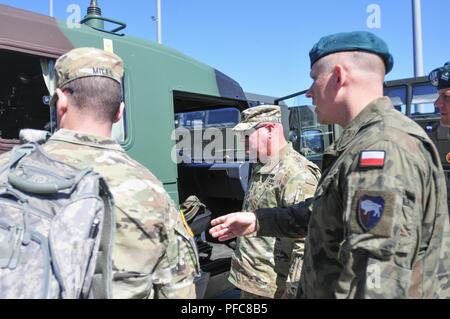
[230,105,320,299]
[210,31,450,298]
[429,62,450,127]
[0,47,199,299]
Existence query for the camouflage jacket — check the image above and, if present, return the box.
[230,143,320,298]
[255,97,450,299]
[0,129,199,299]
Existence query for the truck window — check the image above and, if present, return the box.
[207,108,239,126]
[384,85,407,114]
[0,50,51,153]
[411,83,439,116]
[302,129,325,155]
[275,90,334,163]
[0,49,127,147]
[175,107,239,129]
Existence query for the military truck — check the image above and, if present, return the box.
[5,1,445,299]
[384,76,449,201]
[277,76,449,199]
[0,1,254,298]
[275,90,340,169]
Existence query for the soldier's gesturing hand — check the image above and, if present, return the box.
[209,212,257,241]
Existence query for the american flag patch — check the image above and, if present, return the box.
[359,151,386,168]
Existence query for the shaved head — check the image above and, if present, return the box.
[312,51,386,82]
[308,51,386,128]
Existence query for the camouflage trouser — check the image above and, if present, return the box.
[240,290,271,299]
[284,251,304,299]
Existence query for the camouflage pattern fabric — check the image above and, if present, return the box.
[55,47,123,87]
[0,129,200,299]
[284,238,305,299]
[0,143,114,299]
[233,105,282,132]
[255,97,450,299]
[240,290,269,299]
[230,143,320,298]
[50,47,124,107]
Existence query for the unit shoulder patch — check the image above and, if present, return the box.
[349,190,397,237]
[358,195,385,231]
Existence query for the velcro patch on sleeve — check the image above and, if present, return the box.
[359,150,386,168]
[349,190,396,237]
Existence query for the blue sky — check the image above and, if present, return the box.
[1,0,449,98]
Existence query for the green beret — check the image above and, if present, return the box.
[429,62,450,90]
[309,31,394,74]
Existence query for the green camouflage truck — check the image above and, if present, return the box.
[0,1,253,298]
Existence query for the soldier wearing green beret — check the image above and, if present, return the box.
[0,47,200,299]
[429,62,450,127]
[229,105,320,299]
[210,31,450,299]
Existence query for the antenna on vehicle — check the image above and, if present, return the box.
[81,0,127,35]
[83,0,104,30]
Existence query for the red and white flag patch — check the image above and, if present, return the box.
[359,151,386,168]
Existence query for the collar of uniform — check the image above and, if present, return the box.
[49,129,125,152]
[335,97,391,151]
[258,143,292,174]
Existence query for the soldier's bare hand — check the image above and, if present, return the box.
[209,212,257,241]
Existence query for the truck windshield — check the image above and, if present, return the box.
[275,89,334,159]
[175,107,240,128]
[384,85,407,114]
[384,81,439,116]
[411,83,439,116]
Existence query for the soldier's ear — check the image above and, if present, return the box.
[333,64,348,88]
[55,88,68,117]
[113,102,125,123]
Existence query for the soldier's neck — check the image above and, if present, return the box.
[60,119,113,138]
[258,138,288,162]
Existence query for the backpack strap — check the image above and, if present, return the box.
[7,143,37,170]
[91,178,115,299]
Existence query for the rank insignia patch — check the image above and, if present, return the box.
[358,195,385,231]
[359,151,386,168]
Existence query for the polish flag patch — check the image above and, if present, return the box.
[359,151,386,168]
